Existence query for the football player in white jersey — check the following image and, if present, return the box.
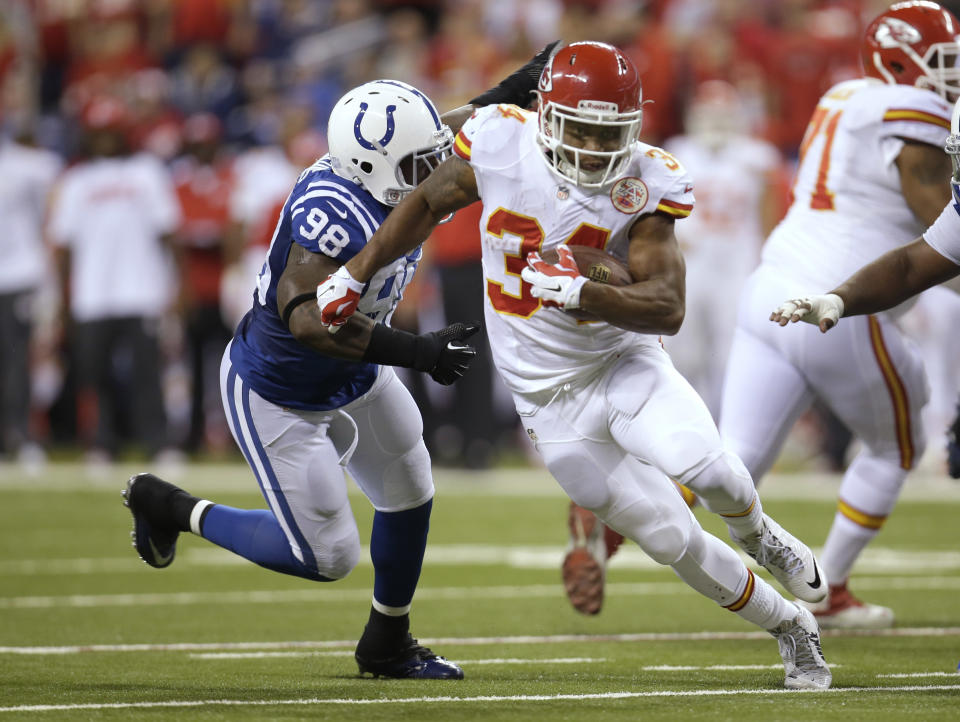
[720,1,959,630]
[663,80,783,417]
[120,43,560,681]
[772,94,960,470]
[317,41,832,691]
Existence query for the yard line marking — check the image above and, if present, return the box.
[877,672,960,678]
[3,685,960,713]
[6,547,960,575]
[3,628,959,655]
[191,651,353,659]
[5,576,960,609]
[4,465,960,501]
[644,664,788,671]
[188,652,603,663]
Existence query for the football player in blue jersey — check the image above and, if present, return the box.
[121,43,560,681]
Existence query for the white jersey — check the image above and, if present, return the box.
[49,153,181,321]
[454,104,695,395]
[761,78,950,290]
[0,140,62,293]
[923,199,960,265]
[662,133,779,274]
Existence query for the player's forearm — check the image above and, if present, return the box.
[344,191,437,281]
[580,281,684,335]
[830,240,936,317]
[288,303,374,360]
[343,190,439,282]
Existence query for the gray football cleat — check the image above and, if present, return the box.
[769,604,832,690]
[732,514,828,603]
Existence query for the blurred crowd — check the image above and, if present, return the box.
[1,0,959,473]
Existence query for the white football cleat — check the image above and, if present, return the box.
[732,514,828,603]
[769,604,832,690]
[799,581,894,630]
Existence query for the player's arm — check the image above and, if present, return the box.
[580,211,686,334]
[770,237,960,332]
[343,157,479,284]
[832,237,960,315]
[278,243,375,359]
[281,242,479,383]
[438,40,562,134]
[896,139,952,225]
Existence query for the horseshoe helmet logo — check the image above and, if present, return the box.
[354,102,397,151]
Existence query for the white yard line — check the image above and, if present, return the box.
[2,628,958,655]
[877,672,960,678]
[3,464,960,501]
[5,546,960,575]
[190,652,604,664]
[2,685,960,713]
[4,576,960,610]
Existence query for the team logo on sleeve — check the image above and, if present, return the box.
[610,177,649,214]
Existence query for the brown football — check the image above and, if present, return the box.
[539,245,632,321]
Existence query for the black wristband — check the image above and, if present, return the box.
[363,324,444,371]
[362,323,422,369]
[281,292,318,327]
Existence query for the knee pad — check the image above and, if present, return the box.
[682,449,756,514]
[308,511,362,580]
[357,440,435,512]
[605,496,694,566]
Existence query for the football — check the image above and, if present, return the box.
[539,245,632,321]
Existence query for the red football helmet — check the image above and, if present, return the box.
[535,41,643,187]
[861,1,960,100]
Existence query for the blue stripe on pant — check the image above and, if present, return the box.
[205,366,329,581]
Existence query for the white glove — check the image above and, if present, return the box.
[770,293,844,333]
[521,247,588,310]
[316,266,365,333]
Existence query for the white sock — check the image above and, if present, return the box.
[729,572,795,630]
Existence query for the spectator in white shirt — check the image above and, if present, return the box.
[49,97,182,467]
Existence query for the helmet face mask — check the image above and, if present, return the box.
[535,41,644,188]
[540,104,642,187]
[862,1,960,101]
[327,80,453,205]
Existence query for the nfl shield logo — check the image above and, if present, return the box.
[610,177,649,214]
[557,185,569,200]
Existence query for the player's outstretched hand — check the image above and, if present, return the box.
[770,293,844,333]
[416,322,480,385]
[521,247,587,310]
[317,266,365,333]
[468,40,563,109]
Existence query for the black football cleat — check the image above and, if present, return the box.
[355,634,464,679]
[121,473,189,568]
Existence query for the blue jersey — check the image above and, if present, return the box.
[229,156,422,410]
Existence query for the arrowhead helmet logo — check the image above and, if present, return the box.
[538,66,552,92]
[354,102,397,151]
[874,17,922,47]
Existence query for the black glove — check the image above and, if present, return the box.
[947,400,960,479]
[468,40,563,109]
[413,322,480,385]
[362,321,481,385]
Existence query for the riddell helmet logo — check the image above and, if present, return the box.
[875,18,922,47]
[610,177,648,214]
[578,100,618,112]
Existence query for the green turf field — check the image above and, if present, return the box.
[2,462,959,720]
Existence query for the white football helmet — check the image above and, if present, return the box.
[326,79,453,205]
